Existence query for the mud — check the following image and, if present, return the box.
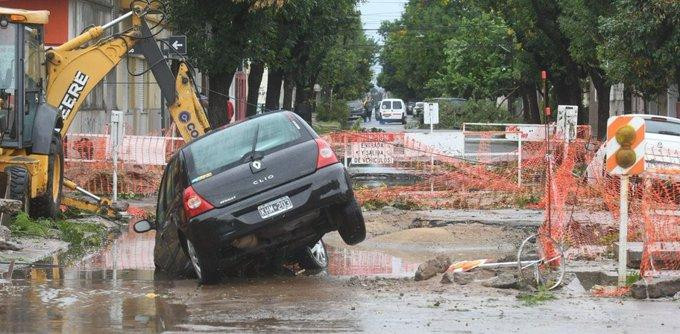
[1,210,679,332]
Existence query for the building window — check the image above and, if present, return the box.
[73,0,113,110]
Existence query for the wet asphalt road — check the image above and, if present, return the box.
[1,224,680,333]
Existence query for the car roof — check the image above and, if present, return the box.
[381,98,404,102]
[627,114,680,123]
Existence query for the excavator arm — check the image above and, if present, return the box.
[44,6,211,218]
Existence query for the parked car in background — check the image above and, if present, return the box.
[414,102,424,116]
[379,99,407,125]
[406,102,415,115]
[348,100,365,120]
[134,111,366,283]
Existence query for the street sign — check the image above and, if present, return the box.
[606,115,646,176]
[423,102,439,125]
[556,105,578,142]
[350,142,394,165]
[162,35,187,55]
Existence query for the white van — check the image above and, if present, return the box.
[379,99,406,124]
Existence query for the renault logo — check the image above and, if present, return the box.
[250,160,266,174]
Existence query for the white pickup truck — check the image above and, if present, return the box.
[587,114,680,181]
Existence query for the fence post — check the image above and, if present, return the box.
[111,111,124,202]
[618,175,630,287]
[517,136,523,187]
[343,134,349,168]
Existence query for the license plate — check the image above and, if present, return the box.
[258,196,293,219]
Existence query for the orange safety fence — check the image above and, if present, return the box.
[64,128,184,197]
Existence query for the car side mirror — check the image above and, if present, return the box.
[133,219,155,233]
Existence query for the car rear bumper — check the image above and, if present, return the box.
[182,163,352,263]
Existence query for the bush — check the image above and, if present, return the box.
[419,99,518,129]
[317,99,350,129]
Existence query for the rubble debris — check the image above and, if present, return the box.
[481,273,519,289]
[415,255,451,281]
[0,199,22,215]
[440,273,454,284]
[0,240,22,251]
[453,272,474,285]
[0,225,10,241]
[631,276,680,299]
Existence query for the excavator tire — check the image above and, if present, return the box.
[0,166,30,226]
[30,135,63,219]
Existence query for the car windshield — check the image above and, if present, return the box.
[186,113,304,181]
[348,101,362,109]
[381,101,391,109]
[646,118,680,137]
[393,101,403,109]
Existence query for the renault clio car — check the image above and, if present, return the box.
[134,111,366,283]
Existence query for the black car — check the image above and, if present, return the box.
[348,100,365,120]
[134,111,366,283]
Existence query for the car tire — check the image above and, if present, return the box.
[333,198,366,246]
[296,239,328,270]
[379,120,385,125]
[185,238,220,284]
[401,117,407,125]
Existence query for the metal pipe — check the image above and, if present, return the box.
[102,11,134,30]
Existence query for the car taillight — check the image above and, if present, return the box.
[315,138,339,169]
[183,186,214,218]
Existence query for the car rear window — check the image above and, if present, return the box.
[186,113,306,181]
[393,101,403,109]
[381,101,392,109]
[647,118,680,137]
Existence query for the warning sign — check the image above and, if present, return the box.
[350,142,394,164]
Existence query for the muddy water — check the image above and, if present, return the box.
[0,225,420,333]
[2,225,680,333]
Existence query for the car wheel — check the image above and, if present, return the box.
[379,120,385,124]
[333,198,366,245]
[186,239,220,284]
[296,239,328,270]
[401,117,407,125]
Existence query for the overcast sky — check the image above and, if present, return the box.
[358,0,408,82]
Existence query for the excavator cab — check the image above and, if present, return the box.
[0,10,47,151]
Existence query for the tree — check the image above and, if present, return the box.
[598,0,680,100]
[317,21,377,101]
[165,0,277,127]
[558,0,614,138]
[377,1,462,100]
[430,10,520,101]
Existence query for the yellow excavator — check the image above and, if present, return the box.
[0,4,211,221]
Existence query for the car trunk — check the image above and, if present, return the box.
[192,140,319,207]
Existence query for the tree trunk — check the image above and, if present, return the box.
[591,74,611,140]
[283,79,294,110]
[623,85,632,114]
[265,68,283,111]
[554,79,585,124]
[246,62,265,117]
[207,71,234,128]
[522,84,541,124]
[294,86,312,124]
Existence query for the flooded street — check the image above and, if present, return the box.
[2,222,680,333]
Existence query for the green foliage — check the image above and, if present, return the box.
[515,193,541,208]
[517,285,557,306]
[625,271,641,286]
[9,212,106,247]
[430,10,520,99]
[598,0,680,98]
[361,199,389,211]
[317,99,350,129]
[420,99,518,129]
[9,212,51,237]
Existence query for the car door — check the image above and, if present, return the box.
[154,155,192,274]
